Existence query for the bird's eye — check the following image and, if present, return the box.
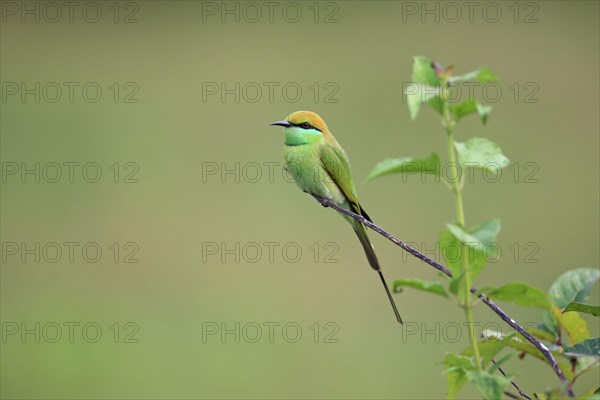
[301,122,311,129]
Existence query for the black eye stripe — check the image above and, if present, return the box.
[292,122,321,132]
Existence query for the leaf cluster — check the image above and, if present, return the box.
[367,56,599,399]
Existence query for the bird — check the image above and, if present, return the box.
[270,111,403,324]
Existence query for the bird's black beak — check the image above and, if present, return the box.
[270,120,292,127]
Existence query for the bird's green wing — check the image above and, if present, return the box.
[319,142,372,221]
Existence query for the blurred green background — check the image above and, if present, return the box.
[1,1,598,399]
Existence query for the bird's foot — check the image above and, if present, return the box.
[311,194,330,208]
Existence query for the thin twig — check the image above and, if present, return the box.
[481,331,531,399]
[312,195,574,398]
[504,391,520,399]
[493,359,532,400]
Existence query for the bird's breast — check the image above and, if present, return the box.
[283,145,343,203]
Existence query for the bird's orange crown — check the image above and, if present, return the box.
[286,111,330,133]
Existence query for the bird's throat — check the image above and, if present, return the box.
[284,127,322,146]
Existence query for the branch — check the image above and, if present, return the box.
[493,359,532,400]
[311,195,573,397]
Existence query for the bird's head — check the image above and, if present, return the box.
[270,111,330,145]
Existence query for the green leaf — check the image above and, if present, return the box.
[468,219,501,250]
[476,67,499,83]
[427,95,445,116]
[444,353,476,371]
[528,324,557,342]
[584,393,600,400]
[448,272,463,296]
[488,331,574,380]
[445,226,487,286]
[483,282,553,311]
[555,309,590,345]
[462,333,514,367]
[574,356,600,379]
[548,268,600,309]
[411,56,440,86]
[447,219,500,251]
[449,100,477,121]
[563,338,600,358]
[563,302,600,317]
[393,278,449,298]
[454,138,510,173]
[405,83,440,120]
[542,311,560,337]
[366,153,440,181]
[578,387,600,400]
[438,229,466,297]
[465,370,510,400]
[448,66,498,84]
[438,229,463,278]
[409,56,448,118]
[447,223,483,249]
[441,221,500,300]
[476,103,492,125]
[442,353,475,400]
[449,101,492,126]
[445,220,501,283]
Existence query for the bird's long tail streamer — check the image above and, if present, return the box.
[378,270,403,324]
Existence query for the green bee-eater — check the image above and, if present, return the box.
[271,111,403,324]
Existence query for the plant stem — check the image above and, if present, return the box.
[442,93,482,370]
[312,195,573,397]
[445,130,465,223]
